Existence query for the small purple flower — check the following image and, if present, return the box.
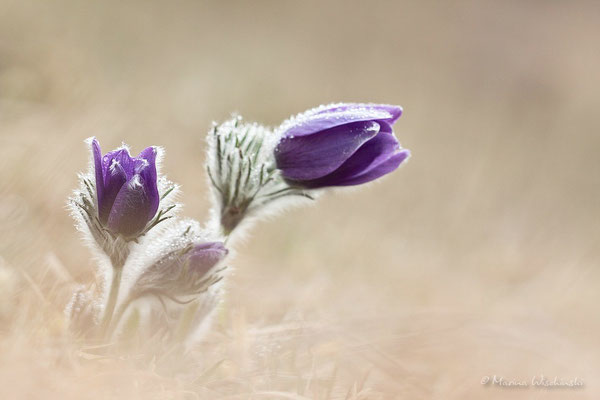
[274,103,410,188]
[91,138,160,238]
[133,241,228,297]
[184,242,229,277]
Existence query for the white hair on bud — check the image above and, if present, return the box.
[205,115,316,243]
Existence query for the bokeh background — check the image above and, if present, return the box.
[1,0,599,398]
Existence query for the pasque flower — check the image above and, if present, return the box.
[274,103,410,188]
[68,103,412,344]
[92,139,160,238]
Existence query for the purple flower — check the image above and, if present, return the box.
[91,138,159,238]
[184,242,229,277]
[274,103,410,188]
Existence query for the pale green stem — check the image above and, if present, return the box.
[100,265,123,339]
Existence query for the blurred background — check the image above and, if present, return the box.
[1,0,599,398]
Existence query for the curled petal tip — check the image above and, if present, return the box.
[138,146,157,160]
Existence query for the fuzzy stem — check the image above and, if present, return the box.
[107,292,138,335]
[100,262,124,339]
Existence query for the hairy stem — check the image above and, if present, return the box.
[100,262,124,339]
[107,292,139,335]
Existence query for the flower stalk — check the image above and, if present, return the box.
[99,262,123,338]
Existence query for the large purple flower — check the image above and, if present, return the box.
[274,103,410,188]
[91,138,159,238]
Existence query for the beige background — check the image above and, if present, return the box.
[0,0,599,398]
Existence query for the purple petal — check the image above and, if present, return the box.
[106,174,154,237]
[275,121,380,181]
[376,120,393,134]
[282,103,402,138]
[315,103,403,124]
[300,132,410,187]
[334,149,410,186]
[186,242,228,277]
[136,146,159,221]
[102,148,136,180]
[134,147,155,172]
[91,139,104,209]
[98,158,127,224]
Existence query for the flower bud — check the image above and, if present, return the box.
[206,117,310,235]
[133,241,228,300]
